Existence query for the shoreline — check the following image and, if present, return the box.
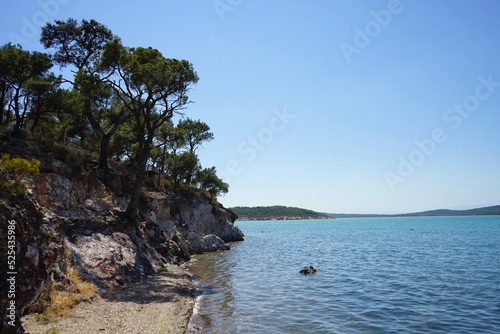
[184,257,208,334]
[22,264,196,334]
[185,291,204,334]
[236,216,329,221]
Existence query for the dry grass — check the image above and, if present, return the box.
[44,326,59,334]
[37,266,98,324]
[51,268,98,313]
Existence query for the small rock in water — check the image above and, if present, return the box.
[299,266,317,275]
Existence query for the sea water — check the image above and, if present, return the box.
[188,216,500,333]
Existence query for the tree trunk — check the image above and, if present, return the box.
[0,83,6,124]
[125,166,145,221]
[98,135,110,169]
[125,155,146,221]
[12,89,22,136]
[30,113,40,133]
[125,137,152,222]
[80,130,86,148]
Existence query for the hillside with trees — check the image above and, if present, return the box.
[232,205,329,221]
[0,18,228,221]
[327,205,500,218]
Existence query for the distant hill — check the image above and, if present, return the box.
[327,205,500,218]
[231,205,500,221]
[231,206,329,221]
[397,205,500,217]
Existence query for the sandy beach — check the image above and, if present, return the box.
[22,265,195,334]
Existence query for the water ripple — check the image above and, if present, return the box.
[189,217,500,333]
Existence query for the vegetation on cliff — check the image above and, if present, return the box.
[0,153,40,195]
[231,205,329,220]
[0,18,228,221]
[0,131,243,333]
[0,18,243,333]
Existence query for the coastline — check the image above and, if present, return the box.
[184,257,211,334]
[236,215,329,221]
[22,264,196,334]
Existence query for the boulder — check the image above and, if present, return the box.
[171,196,244,243]
[202,234,230,252]
[299,266,317,275]
[186,233,229,254]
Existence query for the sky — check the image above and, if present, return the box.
[1,0,500,214]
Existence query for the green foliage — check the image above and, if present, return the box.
[41,18,124,168]
[0,43,54,133]
[103,44,199,218]
[150,118,214,181]
[156,267,168,274]
[0,154,40,195]
[166,152,200,188]
[177,118,214,153]
[45,326,59,334]
[195,167,228,199]
[40,18,115,70]
[108,115,137,160]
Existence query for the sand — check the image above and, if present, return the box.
[22,264,195,334]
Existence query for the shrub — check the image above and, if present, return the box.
[0,154,40,195]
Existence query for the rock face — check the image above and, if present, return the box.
[0,197,63,333]
[0,138,244,333]
[171,195,243,254]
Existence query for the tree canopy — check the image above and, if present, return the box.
[102,44,200,219]
[0,43,54,135]
[0,18,228,221]
[231,206,327,220]
[41,18,123,169]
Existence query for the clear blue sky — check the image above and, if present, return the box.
[2,0,500,213]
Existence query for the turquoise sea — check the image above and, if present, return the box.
[188,217,500,333]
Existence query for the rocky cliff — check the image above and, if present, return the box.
[0,137,244,333]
